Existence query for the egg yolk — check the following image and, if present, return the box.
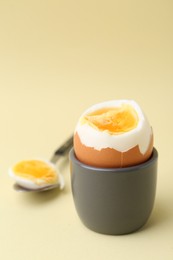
[13,160,58,184]
[83,104,139,134]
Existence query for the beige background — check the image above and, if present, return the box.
[0,0,173,259]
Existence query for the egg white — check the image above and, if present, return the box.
[75,100,152,155]
[9,159,62,190]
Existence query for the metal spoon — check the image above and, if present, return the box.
[13,135,73,192]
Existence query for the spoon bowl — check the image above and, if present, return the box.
[11,136,73,192]
[13,173,65,192]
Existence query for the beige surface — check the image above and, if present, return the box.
[0,1,173,259]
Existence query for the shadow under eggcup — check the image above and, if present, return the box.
[69,148,158,235]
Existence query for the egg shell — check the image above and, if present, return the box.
[74,132,153,168]
[74,100,153,168]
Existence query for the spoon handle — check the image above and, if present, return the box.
[50,135,73,164]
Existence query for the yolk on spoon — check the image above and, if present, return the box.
[13,160,58,184]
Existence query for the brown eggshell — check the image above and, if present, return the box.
[74,132,153,168]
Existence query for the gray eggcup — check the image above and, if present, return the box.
[69,148,158,235]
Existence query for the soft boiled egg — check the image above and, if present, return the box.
[9,159,62,190]
[74,100,153,168]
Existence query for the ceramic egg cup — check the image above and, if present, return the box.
[69,148,158,235]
